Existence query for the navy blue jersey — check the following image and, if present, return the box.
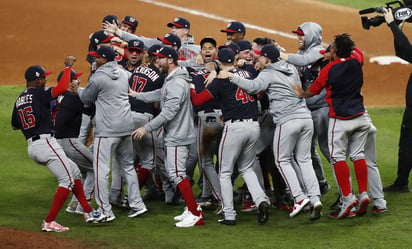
[129,64,164,115]
[191,68,221,113]
[11,87,55,140]
[239,63,259,79]
[310,56,365,119]
[54,92,95,139]
[207,69,259,121]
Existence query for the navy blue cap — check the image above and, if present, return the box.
[219,42,240,54]
[153,46,178,61]
[167,17,190,29]
[121,16,138,31]
[255,44,280,62]
[148,44,163,57]
[88,46,116,61]
[218,48,235,63]
[127,39,144,51]
[25,65,52,82]
[102,15,119,26]
[90,30,114,50]
[157,33,182,49]
[221,21,246,34]
[237,40,252,51]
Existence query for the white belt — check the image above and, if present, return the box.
[224,118,257,124]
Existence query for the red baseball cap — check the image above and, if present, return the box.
[292,27,304,36]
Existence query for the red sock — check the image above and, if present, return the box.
[333,161,352,197]
[138,168,152,189]
[353,159,368,193]
[72,179,92,213]
[177,178,200,216]
[45,187,70,222]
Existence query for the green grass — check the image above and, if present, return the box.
[1,82,410,249]
[322,0,400,9]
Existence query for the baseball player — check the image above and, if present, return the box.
[80,46,148,222]
[120,16,138,34]
[11,64,100,232]
[167,17,200,60]
[190,48,270,226]
[189,37,223,209]
[280,22,331,195]
[219,44,322,221]
[324,47,387,215]
[220,21,246,45]
[294,33,370,219]
[128,43,165,190]
[130,46,203,228]
[123,39,145,72]
[52,68,96,215]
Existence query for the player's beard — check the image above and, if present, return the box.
[160,61,169,74]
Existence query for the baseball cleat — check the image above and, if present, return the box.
[217,218,236,226]
[371,205,388,214]
[213,203,223,215]
[174,205,203,221]
[65,201,78,214]
[356,192,370,216]
[309,201,323,221]
[320,182,331,196]
[174,207,190,221]
[84,210,101,223]
[93,212,116,223]
[329,194,358,219]
[128,207,148,218]
[175,211,204,228]
[290,198,310,217]
[257,202,270,225]
[74,204,85,215]
[42,220,69,232]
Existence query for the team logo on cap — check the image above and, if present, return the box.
[35,72,40,77]
[174,17,180,22]
[129,17,136,22]
[132,40,140,47]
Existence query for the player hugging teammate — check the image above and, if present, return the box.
[13,15,390,233]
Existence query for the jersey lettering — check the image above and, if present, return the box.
[15,94,33,108]
[17,106,36,130]
[235,87,255,103]
[131,76,148,93]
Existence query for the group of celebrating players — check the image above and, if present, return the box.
[12,13,390,232]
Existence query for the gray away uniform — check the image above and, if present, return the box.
[80,61,146,217]
[286,22,329,189]
[232,60,321,206]
[135,66,196,185]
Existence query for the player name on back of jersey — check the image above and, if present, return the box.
[133,66,160,82]
[233,69,250,79]
[15,94,33,108]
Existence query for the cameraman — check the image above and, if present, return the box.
[383,7,412,192]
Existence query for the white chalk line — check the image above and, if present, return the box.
[138,0,297,40]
